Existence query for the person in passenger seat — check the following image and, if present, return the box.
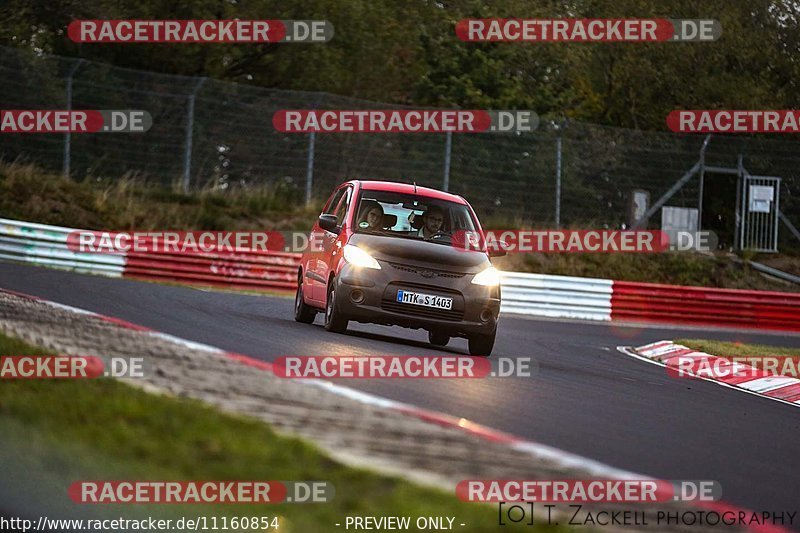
[358,200,385,231]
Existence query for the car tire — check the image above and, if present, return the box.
[428,330,450,347]
[324,281,349,333]
[294,279,316,324]
[468,331,495,357]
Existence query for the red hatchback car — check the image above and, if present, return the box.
[294,180,504,356]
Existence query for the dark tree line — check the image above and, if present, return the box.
[3,0,800,130]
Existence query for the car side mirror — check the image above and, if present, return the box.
[319,214,340,234]
[487,240,508,257]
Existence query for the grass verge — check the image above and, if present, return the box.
[0,331,546,532]
[0,161,320,231]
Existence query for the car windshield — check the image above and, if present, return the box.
[353,190,478,246]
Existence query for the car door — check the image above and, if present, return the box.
[308,185,349,302]
[306,186,345,303]
[317,184,353,300]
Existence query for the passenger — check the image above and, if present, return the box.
[358,200,385,230]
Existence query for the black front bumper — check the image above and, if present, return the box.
[333,261,500,338]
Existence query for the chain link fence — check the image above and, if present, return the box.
[1,45,799,250]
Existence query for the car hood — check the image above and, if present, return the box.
[348,233,490,273]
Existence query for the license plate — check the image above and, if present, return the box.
[396,290,453,310]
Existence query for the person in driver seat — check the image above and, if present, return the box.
[358,200,385,231]
[417,205,445,239]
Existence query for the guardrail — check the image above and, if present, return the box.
[500,272,612,321]
[0,218,298,291]
[2,217,799,332]
[612,281,800,332]
[747,259,800,286]
[0,218,126,276]
[124,248,299,291]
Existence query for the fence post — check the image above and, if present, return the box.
[555,136,562,228]
[443,130,452,191]
[305,131,316,207]
[182,77,207,193]
[736,153,744,250]
[62,59,84,177]
[697,134,711,231]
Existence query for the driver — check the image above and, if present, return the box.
[358,200,385,231]
[417,205,445,239]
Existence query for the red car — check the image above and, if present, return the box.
[294,180,504,356]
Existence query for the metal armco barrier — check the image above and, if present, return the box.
[500,272,613,321]
[2,217,799,332]
[0,218,298,291]
[125,249,298,291]
[612,281,800,332]
[0,218,126,276]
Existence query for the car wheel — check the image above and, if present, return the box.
[294,279,316,324]
[428,330,450,347]
[468,331,495,357]
[324,281,349,333]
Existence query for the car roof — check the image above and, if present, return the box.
[349,180,467,205]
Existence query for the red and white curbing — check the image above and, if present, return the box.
[623,341,800,408]
[1,287,790,532]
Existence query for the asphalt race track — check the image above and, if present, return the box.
[2,262,799,522]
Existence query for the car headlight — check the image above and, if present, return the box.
[472,265,501,286]
[343,244,381,270]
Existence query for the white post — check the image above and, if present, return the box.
[62,59,85,177]
[555,137,562,228]
[305,131,316,206]
[182,77,207,192]
[443,130,452,191]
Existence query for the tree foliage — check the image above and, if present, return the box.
[1,0,799,130]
